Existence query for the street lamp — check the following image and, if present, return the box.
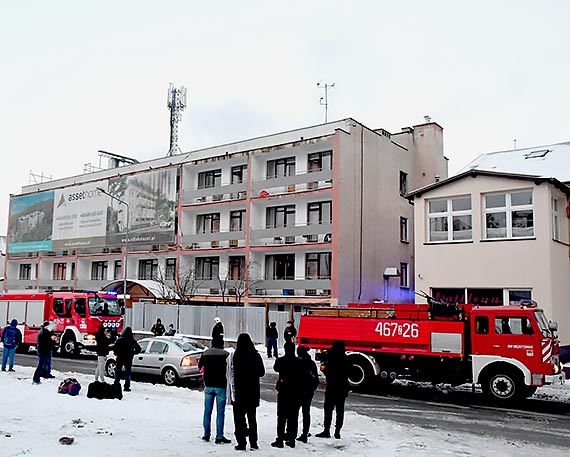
[97,187,130,304]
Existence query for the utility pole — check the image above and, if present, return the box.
[167,84,187,157]
[317,81,335,123]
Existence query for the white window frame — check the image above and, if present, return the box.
[552,197,560,241]
[400,262,409,288]
[400,217,409,243]
[427,195,472,242]
[483,189,534,240]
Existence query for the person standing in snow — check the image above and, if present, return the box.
[1,319,23,372]
[266,321,278,358]
[296,345,320,443]
[112,327,141,392]
[165,323,176,336]
[198,336,231,444]
[229,333,265,450]
[94,325,113,382]
[33,321,57,384]
[283,320,297,345]
[151,318,166,336]
[212,317,224,342]
[315,340,350,440]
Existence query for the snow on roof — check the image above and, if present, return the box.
[458,141,570,183]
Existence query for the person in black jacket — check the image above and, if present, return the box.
[266,321,278,358]
[230,333,265,450]
[32,321,57,384]
[151,318,166,336]
[198,336,231,445]
[271,341,304,448]
[212,317,224,342]
[283,320,297,344]
[94,325,113,382]
[315,340,350,439]
[112,327,141,392]
[296,345,320,443]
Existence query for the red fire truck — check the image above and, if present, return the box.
[298,298,565,401]
[0,291,124,357]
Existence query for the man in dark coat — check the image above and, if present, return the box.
[266,321,278,358]
[151,318,166,336]
[283,320,297,344]
[212,317,224,341]
[316,340,350,439]
[230,333,265,450]
[2,319,22,372]
[296,345,320,442]
[271,341,304,448]
[33,321,57,384]
[112,327,141,392]
[94,325,113,382]
[198,336,231,445]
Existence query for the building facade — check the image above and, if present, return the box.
[409,170,570,345]
[4,119,447,310]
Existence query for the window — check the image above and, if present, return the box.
[91,261,108,281]
[19,264,31,280]
[400,262,409,288]
[139,259,158,280]
[266,205,295,228]
[75,298,86,318]
[265,254,295,280]
[138,340,150,353]
[400,217,409,242]
[53,263,67,280]
[305,253,331,279]
[308,151,332,172]
[495,317,534,335]
[474,316,489,335]
[428,196,472,242]
[307,201,332,225]
[484,190,533,239]
[149,341,169,354]
[165,258,176,280]
[114,260,122,280]
[267,157,295,179]
[552,197,560,241]
[230,210,245,232]
[198,169,222,189]
[231,165,247,184]
[524,149,550,159]
[197,213,220,234]
[508,289,532,305]
[229,256,245,280]
[196,257,219,280]
[53,298,65,317]
[399,171,408,196]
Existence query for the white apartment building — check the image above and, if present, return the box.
[4,119,447,310]
[409,169,570,346]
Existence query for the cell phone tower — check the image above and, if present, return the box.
[166,83,187,156]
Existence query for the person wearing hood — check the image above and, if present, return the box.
[315,340,350,440]
[229,333,265,450]
[112,327,141,392]
[151,318,166,336]
[33,321,57,384]
[2,319,23,372]
[94,325,114,382]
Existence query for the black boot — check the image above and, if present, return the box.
[297,434,308,443]
[315,430,331,438]
[271,439,284,448]
[334,430,341,439]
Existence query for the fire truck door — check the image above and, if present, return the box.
[492,316,537,361]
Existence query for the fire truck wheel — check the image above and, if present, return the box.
[61,334,78,357]
[16,344,30,354]
[162,367,179,386]
[482,368,523,401]
[347,355,373,389]
[105,359,117,378]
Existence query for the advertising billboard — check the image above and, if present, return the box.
[8,168,177,253]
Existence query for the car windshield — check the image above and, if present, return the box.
[534,311,552,338]
[88,297,122,316]
[173,339,205,352]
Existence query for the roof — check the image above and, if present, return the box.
[458,141,570,183]
[102,279,179,300]
[407,169,570,199]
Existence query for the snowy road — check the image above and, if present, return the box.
[11,350,570,450]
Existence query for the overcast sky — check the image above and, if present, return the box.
[1,1,569,233]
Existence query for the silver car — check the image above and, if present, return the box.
[105,336,205,386]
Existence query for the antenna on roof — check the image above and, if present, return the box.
[317,80,335,123]
[167,83,188,157]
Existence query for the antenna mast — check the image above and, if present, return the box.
[167,83,187,157]
[317,81,335,123]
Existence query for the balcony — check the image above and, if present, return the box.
[182,182,247,205]
[251,168,332,196]
[180,228,245,246]
[250,222,332,246]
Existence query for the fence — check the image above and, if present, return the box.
[125,303,301,344]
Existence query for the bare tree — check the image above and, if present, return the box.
[217,259,264,307]
[154,263,205,304]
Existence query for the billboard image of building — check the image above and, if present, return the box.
[8,191,55,253]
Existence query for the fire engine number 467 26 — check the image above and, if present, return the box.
[375,321,419,338]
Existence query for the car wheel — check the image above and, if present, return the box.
[105,359,117,379]
[162,367,179,386]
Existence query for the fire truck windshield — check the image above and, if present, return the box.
[88,297,121,316]
[534,311,553,338]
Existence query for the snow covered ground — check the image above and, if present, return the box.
[1,355,569,457]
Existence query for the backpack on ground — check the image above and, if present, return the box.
[87,381,123,400]
[58,378,81,396]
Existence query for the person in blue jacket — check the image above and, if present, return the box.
[2,319,23,372]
